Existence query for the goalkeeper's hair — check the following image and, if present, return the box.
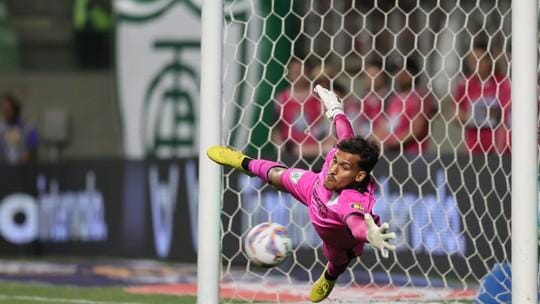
[336,136,380,192]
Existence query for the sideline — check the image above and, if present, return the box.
[126,283,476,303]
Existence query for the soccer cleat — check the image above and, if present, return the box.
[207,145,250,174]
[309,270,336,302]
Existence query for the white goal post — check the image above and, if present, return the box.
[197,0,223,303]
[198,0,539,303]
[511,0,538,303]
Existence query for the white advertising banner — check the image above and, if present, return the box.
[115,0,259,159]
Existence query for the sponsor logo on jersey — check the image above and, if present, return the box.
[350,203,365,212]
[312,180,328,218]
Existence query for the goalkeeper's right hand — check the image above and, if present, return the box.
[314,84,344,120]
[365,213,396,258]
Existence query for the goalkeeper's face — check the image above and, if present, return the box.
[324,150,367,191]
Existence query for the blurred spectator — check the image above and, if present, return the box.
[273,58,330,158]
[372,58,434,154]
[344,59,388,138]
[453,40,511,154]
[73,0,113,69]
[0,93,39,164]
[495,44,513,155]
[311,63,338,90]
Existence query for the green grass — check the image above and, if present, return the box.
[0,280,195,304]
[0,280,250,303]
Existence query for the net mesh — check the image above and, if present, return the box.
[219,0,517,302]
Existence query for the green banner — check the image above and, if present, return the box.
[247,0,299,156]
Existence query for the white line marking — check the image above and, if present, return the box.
[0,294,143,304]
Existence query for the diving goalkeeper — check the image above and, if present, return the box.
[207,85,396,302]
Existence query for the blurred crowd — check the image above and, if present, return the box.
[272,38,513,159]
[0,0,521,164]
[0,37,516,164]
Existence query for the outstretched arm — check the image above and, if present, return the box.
[346,213,396,258]
[313,85,354,141]
[333,113,354,141]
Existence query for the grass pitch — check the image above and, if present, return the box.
[0,280,194,304]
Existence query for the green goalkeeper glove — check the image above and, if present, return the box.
[365,213,397,258]
[314,84,344,119]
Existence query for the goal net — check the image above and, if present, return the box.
[219,0,516,302]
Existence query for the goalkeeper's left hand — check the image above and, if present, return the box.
[314,84,344,119]
[365,214,396,258]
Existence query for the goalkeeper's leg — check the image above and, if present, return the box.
[207,146,321,201]
[207,145,286,185]
[207,145,250,173]
[310,266,337,303]
[310,244,354,302]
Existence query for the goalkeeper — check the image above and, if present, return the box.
[208,85,396,302]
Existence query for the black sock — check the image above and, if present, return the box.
[324,270,338,281]
[241,158,252,172]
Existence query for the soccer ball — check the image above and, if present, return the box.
[244,222,292,267]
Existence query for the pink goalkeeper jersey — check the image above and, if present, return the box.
[310,149,377,249]
[280,114,379,252]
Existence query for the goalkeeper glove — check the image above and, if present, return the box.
[365,213,396,258]
[314,84,344,119]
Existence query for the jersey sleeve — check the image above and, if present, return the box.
[334,113,354,141]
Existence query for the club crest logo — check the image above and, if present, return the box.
[116,0,259,159]
[290,171,305,185]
